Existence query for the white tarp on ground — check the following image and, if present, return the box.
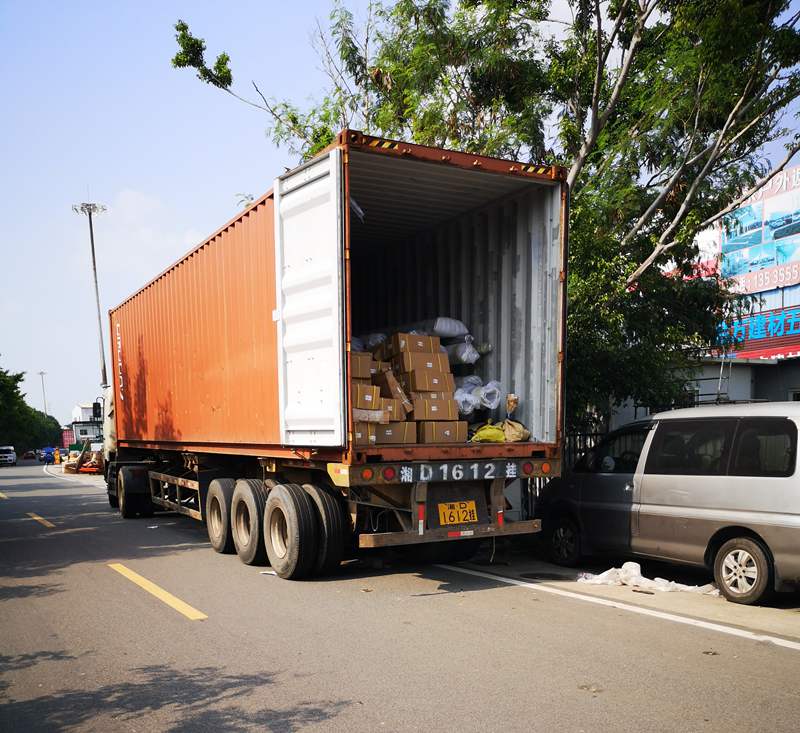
[577,561,719,596]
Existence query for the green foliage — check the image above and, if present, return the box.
[0,361,61,450]
[171,2,800,429]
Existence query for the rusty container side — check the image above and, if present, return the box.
[110,195,282,451]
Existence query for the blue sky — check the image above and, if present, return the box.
[0,0,370,424]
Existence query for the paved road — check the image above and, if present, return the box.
[2,463,799,732]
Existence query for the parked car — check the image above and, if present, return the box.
[22,450,35,460]
[537,403,800,605]
[0,446,17,466]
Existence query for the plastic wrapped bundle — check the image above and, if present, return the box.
[351,336,365,352]
[363,333,387,350]
[477,381,502,410]
[445,336,480,365]
[411,317,469,338]
[455,375,483,390]
[454,387,481,415]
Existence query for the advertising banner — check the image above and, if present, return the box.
[719,305,800,360]
[714,165,800,293]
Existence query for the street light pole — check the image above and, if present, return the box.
[73,202,108,388]
[38,370,48,416]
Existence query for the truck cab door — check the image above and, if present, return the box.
[273,148,346,447]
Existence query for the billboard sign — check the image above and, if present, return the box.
[709,165,800,293]
[719,305,800,360]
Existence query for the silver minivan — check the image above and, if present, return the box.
[537,403,800,604]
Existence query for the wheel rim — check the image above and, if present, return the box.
[118,482,125,510]
[209,496,222,539]
[269,507,289,559]
[235,501,251,545]
[552,523,576,561]
[721,549,758,594]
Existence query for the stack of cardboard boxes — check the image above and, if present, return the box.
[351,333,468,446]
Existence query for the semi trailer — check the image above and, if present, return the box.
[104,130,568,578]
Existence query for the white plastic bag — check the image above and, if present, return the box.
[578,561,719,595]
[454,387,481,415]
[456,375,483,389]
[478,380,502,410]
[412,317,470,338]
[445,338,480,365]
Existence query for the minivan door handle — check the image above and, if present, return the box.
[624,482,633,492]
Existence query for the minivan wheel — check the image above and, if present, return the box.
[548,515,581,567]
[714,537,772,605]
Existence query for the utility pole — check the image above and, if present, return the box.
[38,370,48,416]
[73,202,108,388]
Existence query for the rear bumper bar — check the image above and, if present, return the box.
[358,519,540,548]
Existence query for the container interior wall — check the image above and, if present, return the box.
[348,151,563,443]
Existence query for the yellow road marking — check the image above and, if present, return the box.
[108,563,207,621]
[27,512,55,528]
[0,492,8,499]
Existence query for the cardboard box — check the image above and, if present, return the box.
[410,397,459,421]
[418,421,468,444]
[411,391,450,401]
[388,332,441,356]
[352,377,373,388]
[380,397,404,422]
[376,422,417,444]
[370,360,390,376]
[373,369,413,413]
[353,408,389,424]
[392,351,450,375]
[399,370,455,393]
[353,422,376,446]
[351,351,373,379]
[351,382,381,410]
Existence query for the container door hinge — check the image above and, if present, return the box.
[558,351,564,363]
[559,270,566,282]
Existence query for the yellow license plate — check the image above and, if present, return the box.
[438,500,478,526]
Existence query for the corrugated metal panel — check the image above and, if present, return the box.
[110,197,282,449]
[349,153,563,443]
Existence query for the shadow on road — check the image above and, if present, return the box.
[0,660,350,732]
[0,488,208,583]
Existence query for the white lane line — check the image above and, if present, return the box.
[43,466,81,482]
[438,564,800,653]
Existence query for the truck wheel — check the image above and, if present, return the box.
[117,467,139,519]
[714,537,772,605]
[264,483,319,579]
[547,514,581,567]
[231,479,268,565]
[303,483,345,575]
[108,491,119,509]
[206,478,236,554]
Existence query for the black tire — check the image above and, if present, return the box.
[547,514,582,566]
[714,537,772,605]
[231,479,268,565]
[108,491,119,509]
[206,478,236,554]
[264,483,319,579]
[303,483,345,575]
[117,467,139,519]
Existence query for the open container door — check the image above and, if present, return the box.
[273,148,347,446]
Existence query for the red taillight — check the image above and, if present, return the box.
[361,467,374,481]
[541,462,551,475]
[522,462,534,475]
[382,466,396,481]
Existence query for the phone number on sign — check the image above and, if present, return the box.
[737,263,800,293]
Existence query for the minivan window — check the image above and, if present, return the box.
[644,419,736,476]
[576,428,649,474]
[730,418,797,477]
